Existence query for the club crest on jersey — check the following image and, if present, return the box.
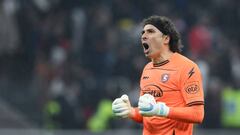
[161,73,169,83]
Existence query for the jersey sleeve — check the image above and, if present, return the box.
[180,63,204,106]
[129,108,143,123]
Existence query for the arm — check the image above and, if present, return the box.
[129,107,143,123]
[138,94,204,124]
[167,63,204,123]
[168,104,204,123]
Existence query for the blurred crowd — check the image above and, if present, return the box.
[0,0,239,130]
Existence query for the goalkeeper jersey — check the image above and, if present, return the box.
[139,52,204,135]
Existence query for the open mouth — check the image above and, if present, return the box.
[142,43,150,54]
[142,43,149,50]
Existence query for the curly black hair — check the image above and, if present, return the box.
[142,15,183,53]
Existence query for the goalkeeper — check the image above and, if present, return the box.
[112,16,204,135]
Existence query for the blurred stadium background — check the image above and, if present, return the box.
[0,0,239,134]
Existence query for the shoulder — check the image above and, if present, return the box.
[143,62,153,70]
[174,54,203,79]
[174,53,198,67]
[173,53,202,78]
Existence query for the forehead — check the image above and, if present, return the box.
[143,24,161,33]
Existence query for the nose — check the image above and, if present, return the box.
[141,34,147,41]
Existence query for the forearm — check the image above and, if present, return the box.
[129,107,143,123]
[167,105,204,123]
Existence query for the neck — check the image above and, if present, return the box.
[152,50,174,64]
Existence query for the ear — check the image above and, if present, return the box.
[163,35,170,45]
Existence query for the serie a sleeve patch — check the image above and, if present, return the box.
[183,81,204,105]
[184,81,200,94]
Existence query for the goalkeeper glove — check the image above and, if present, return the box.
[112,94,132,118]
[138,94,169,117]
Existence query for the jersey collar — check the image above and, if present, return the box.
[152,52,178,67]
[153,60,169,67]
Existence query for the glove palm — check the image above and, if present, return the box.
[112,94,132,118]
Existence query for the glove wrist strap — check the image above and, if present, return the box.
[156,103,170,117]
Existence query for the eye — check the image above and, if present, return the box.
[147,29,154,33]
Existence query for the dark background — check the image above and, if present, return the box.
[0,0,239,131]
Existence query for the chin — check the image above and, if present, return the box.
[145,53,153,59]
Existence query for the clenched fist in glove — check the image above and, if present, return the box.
[112,94,133,118]
[138,94,169,117]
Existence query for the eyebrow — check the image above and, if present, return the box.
[141,28,155,35]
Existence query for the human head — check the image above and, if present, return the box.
[141,15,183,53]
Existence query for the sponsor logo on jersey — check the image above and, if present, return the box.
[188,67,195,79]
[142,76,149,79]
[142,84,163,97]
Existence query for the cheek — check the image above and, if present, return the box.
[151,38,162,49]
